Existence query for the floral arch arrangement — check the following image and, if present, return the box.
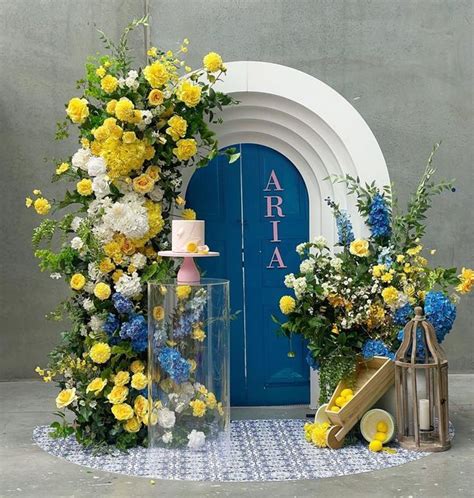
[27,17,237,449]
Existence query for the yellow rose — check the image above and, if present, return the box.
[456,267,474,294]
[99,257,115,273]
[107,385,129,404]
[124,416,142,433]
[205,392,217,409]
[33,197,51,215]
[66,97,89,124]
[111,403,134,421]
[143,62,169,88]
[381,286,399,305]
[106,99,118,114]
[148,89,164,106]
[55,388,76,409]
[203,52,223,72]
[279,295,296,314]
[166,115,187,141]
[94,282,111,300]
[130,360,145,374]
[145,165,160,181]
[182,208,196,220]
[122,131,137,144]
[189,399,206,417]
[112,269,124,283]
[115,97,135,122]
[86,377,107,395]
[176,285,192,300]
[131,372,148,390]
[56,162,69,175]
[176,80,201,107]
[153,306,165,321]
[371,264,386,278]
[89,342,111,364]
[76,178,93,196]
[114,371,130,386]
[101,74,118,94]
[133,174,155,194]
[349,239,370,257]
[96,66,106,78]
[396,254,405,263]
[70,273,86,291]
[134,394,149,419]
[192,327,206,342]
[173,138,197,161]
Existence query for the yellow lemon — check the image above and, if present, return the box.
[335,396,346,408]
[374,432,387,442]
[377,421,388,433]
[330,406,340,413]
[345,394,354,402]
[341,388,353,397]
[369,440,383,452]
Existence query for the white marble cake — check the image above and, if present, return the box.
[172,220,205,252]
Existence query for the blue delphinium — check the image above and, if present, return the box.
[377,246,393,268]
[120,314,148,353]
[393,303,414,326]
[158,347,190,384]
[424,291,457,344]
[112,292,134,314]
[336,211,355,246]
[362,339,395,360]
[368,193,391,238]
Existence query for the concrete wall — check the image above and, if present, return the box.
[1,0,472,379]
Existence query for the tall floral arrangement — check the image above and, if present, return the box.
[27,17,237,449]
[276,145,473,403]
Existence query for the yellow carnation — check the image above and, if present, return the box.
[349,239,370,257]
[189,399,206,417]
[96,66,106,78]
[279,295,296,315]
[56,162,69,175]
[106,99,118,114]
[94,282,111,300]
[153,306,165,321]
[148,89,164,106]
[114,97,135,122]
[130,360,145,374]
[182,208,196,220]
[131,372,148,390]
[203,52,223,72]
[166,115,187,141]
[99,257,115,273]
[381,273,393,283]
[66,97,89,124]
[55,388,76,409]
[176,285,192,300]
[70,273,86,291]
[86,377,107,395]
[89,342,111,364]
[133,173,155,194]
[107,385,129,404]
[143,61,169,88]
[76,178,93,196]
[176,80,201,107]
[173,138,197,161]
[310,422,330,448]
[381,286,399,305]
[456,267,474,294]
[124,416,142,433]
[114,371,130,386]
[147,46,158,58]
[101,74,118,94]
[111,403,134,421]
[33,197,51,215]
[134,394,149,419]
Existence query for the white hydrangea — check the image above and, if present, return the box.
[92,174,110,199]
[131,252,147,270]
[296,242,306,256]
[89,315,104,332]
[313,235,327,248]
[187,429,206,450]
[115,272,142,298]
[293,277,307,299]
[299,259,315,274]
[71,148,91,171]
[157,407,176,429]
[86,156,106,177]
[87,197,113,217]
[100,194,149,240]
[162,432,173,444]
[71,216,83,232]
[70,237,84,251]
[284,273,296,289]
[82,298,95,312]
[330,257,343,271]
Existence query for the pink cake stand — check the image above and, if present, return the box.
[158,250,220,284]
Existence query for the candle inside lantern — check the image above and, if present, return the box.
[419,398,430,430]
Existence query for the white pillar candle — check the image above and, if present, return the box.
[419,398,430,430]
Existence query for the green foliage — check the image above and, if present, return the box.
[55,120,70,140]
[32,219,57,248]
[49,411,75,439]
[35,247,79,274]
[318,354,357,405]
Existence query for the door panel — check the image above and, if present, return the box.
[186,144,309,405]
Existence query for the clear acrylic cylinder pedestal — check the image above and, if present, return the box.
[147,279,230,457]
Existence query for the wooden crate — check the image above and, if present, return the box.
[324,356,395,449]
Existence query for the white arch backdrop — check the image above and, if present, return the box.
[182,61,390,408]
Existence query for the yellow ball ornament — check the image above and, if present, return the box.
[369,440,383,452]
[376,421,388,433]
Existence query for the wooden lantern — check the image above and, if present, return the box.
[395,306,450,452]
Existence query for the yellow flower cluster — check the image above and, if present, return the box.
[367,304,386,329]
[304,421,330,448]
[203,52,223,72]
[66,97,89,124]
[166,115,187,141]
[350,239,370,257]
[173,138,197,161]
[189,399,206,417]
[132,200,165,247]
[176,285,192,300]
[457,268,474,294]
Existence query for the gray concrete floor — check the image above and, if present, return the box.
[0,376,472,497]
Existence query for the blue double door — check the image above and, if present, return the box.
[186,144,309,405]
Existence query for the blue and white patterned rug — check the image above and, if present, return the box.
[33,419,435,481]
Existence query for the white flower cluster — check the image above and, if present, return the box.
[187,429,206,450]
[299,259,315,274]
[115,272,142,298]
[296,242,306,256]
[293,277,307,299]
[118,70,139,91]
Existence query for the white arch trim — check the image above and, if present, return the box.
[182,61,389,408]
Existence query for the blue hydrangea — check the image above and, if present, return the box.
[424,291,456,343]
[393,303,414,326]
[336,211,355,247]
[103,313,120,336]
[368,193,391,238]
[362,339,395,360]
[397,328,425,358]
[120,314,148,353]
[158,347,190,384]
[112,292,134,314]
[306,350,320,370]
[174,289,207,338]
